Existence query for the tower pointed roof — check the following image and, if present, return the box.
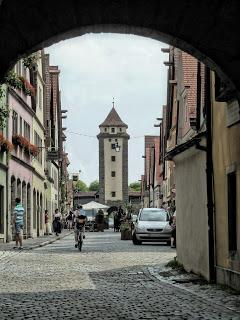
[99,107,128,128]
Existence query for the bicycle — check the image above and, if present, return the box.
[77,226,84,251]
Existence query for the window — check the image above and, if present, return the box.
[111,171,116,177]
[19,117,22,135]
[104,128,107,132]
[119,128,122,132]
[24,121,30,141]
[228,171,237,252]
[111,143,116,149]
[109,139,111,142]
[111,156,116,162]
[115,139,118,142]
[38,86,43,109]
[12,111,18,135]
[34,131,42,164]
[111,128,115,133]
[111,191,116,197]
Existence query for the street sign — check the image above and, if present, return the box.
[47,150,59,161]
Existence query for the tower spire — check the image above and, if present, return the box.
[112,97,115,108]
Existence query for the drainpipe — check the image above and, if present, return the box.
[5,86,9,242]
[205,67,216,282]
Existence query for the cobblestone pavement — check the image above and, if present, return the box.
[0,230,239,319]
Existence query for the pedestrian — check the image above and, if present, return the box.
[96,209,104,232]
[12,197,24,250]
[118,205,123,219]
[53,208,62,236]
[66,210,73,230]
[44,209,51,235]
[169,212,176,248]
[114,212,120,232]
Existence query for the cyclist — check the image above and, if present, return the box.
[74,205,87,248]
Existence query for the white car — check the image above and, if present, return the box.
[132,208,172,245]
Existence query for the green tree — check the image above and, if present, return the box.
[74,179,88,192]
[129,181,141,191]
[89,180,99,191]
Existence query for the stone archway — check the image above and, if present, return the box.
[0,1,239,96]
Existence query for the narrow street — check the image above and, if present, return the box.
[0,231,239,320]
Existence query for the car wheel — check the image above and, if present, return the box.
[132,232,142,245]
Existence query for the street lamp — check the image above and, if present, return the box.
[115,142,121,152]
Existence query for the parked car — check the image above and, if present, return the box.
[132,208,172,245]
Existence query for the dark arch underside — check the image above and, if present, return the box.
[0,0,240,94]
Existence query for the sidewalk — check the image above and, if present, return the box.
[0,229,73,251]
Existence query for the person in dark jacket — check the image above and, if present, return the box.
[53,209,62,236]
[169,214,176,248]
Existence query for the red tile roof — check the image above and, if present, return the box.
[99,107,128,128]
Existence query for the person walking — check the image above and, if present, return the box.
[96,209,104,232]
[66,210,73,230]
[53,208,62,236]
[12,197,24,250]
[44,210,51,235]
[169,213,176,248]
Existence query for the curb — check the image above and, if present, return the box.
[25,231,73,250]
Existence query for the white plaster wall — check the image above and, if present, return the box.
[174,145,209,280]
[104,138,123,201]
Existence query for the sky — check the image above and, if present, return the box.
[46,33,168,185]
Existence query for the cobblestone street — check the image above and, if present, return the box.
[0,231,239,319]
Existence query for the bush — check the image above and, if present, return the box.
[166,256,183,269]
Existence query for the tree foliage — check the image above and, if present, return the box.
[89,180,99,191]
[129,181,141,191]
[74,179,88,192]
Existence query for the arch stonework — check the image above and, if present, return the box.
[0,0,240,95]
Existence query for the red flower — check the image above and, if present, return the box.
[0,133,13,153]
[19,76,35,97]
[29,143,39,156]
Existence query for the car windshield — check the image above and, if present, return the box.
[139,210,167,221]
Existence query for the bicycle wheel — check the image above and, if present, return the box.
[78,239,82,251]
[78,232,83,251]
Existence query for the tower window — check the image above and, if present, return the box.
[111,156,116,161]
[111,128,115,133]
[111,143,116,149]
[111,171,116,177]
[111,191,116,197]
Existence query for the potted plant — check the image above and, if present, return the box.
[29,143,39,156]
[5,71,23,90]
[0,134,13,153]
[120,220,132,240]
[19,77,35,97]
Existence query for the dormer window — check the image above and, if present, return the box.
[111,128,115,133]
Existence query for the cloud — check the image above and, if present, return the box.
[46,33,168,185]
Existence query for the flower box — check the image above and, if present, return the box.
[0,134,13,153]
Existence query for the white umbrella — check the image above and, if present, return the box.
[82,201,109,210]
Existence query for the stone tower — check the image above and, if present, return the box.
[97,106,130,206]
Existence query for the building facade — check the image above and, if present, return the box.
[212,72,240,290]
